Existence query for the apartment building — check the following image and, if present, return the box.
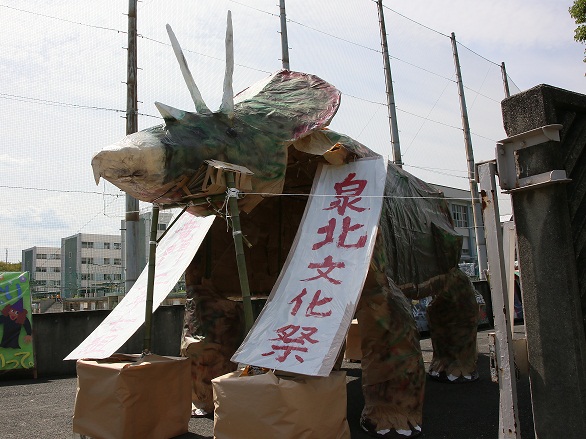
[21,246,62,298]
[136,210,175,270]
[432,184,477,268]
[61,233,123,298]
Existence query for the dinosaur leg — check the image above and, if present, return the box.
[426,268,479,382]
[181,285,244,414]
[357,272,425,438]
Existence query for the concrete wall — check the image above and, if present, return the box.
[30,305,185,377]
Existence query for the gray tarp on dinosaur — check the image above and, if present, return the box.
[91,16,478,438]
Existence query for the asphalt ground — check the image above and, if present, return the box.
[1,325,534,439]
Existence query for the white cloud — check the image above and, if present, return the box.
[0,0,578,261]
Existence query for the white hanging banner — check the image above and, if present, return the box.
[65,213,215,360]
[232,157,386,376]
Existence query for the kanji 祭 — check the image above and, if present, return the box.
[262,325,319,363]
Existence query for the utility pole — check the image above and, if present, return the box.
[376,0,402,167]
[125,0,140,293]
[279,0,290,69]
[450,32,488,280]
[500,62,511,99]
[143,204,159,353]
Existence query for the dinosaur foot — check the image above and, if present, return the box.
[360,418,422,438]
[428,369,479,383]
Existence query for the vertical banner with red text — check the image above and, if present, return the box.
[65,213,215,360]
[0,272,35,370]
[232,157,386,376]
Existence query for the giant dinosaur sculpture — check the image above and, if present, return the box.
[91,13,479,438]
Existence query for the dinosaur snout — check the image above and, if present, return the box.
[91,130,167,200]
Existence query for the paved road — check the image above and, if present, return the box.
[1,325,534,438]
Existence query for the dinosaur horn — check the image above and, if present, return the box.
[166,24,211,114]
[219,11,234,118]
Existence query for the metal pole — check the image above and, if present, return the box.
[501,62,511,98]
[376,0,402,167]
[125,0,140,293]
[500,61,514,319]
[143,204,159,354]
[279,0,290,70]
[450,32,488,280]
[477,161,521,439]
[225,173,254,333]
[501,221,517,332]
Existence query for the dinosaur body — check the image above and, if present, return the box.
[91,19,478,437]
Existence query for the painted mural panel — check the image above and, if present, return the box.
[0,272,35,370]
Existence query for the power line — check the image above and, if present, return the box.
[0,4,126,34]
[456,40,501,67]
[405,163,468,176]
[0,93,125,113]
[287,18,381,53]
[0,92,160,119]
[396,107,463,131]
[228,0,279,17]
[138,34,272,74]
[403,163,469,180]
[0,185,123,197]
[402,81,453,157]
[378,1,449,38]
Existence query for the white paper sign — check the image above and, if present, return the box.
[65,213,215,360]
[232,157,386,376]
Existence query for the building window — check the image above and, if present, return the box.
[104,242,110,249]
[37,253,47,259]
[158,223,167,231]
[81,241,94,249]
[113,258,122,266]
[49,267,61,273]
[113,242,121,250]
[103,258,110,265]
[36,267,47,272]
[114,274,122,281]
[49,254,60,260]
[104,274,112,281]
[81,274,95,281]
[81,257,94,265]
[451,204,469,228]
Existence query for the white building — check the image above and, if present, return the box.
[433,184,478,268]
[61,233,123,298]
[136,210,175,270]
[22,246,62,298]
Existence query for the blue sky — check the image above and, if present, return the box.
[0,0,583,262]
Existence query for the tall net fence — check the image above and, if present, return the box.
[1,0,516,267]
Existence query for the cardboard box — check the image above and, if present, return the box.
[212,370,351,439]
[73,354,191,439]
[344,319,362,361]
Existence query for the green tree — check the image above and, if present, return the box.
[0,262,22,272]
[570,0,586,62]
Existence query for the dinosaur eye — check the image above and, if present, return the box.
[226,128,238,138]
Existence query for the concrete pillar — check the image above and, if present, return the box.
[500,85,586,438]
